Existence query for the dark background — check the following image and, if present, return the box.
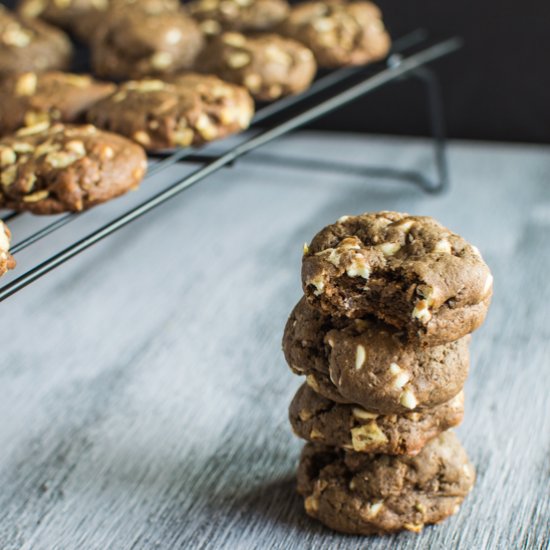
[3,0,548,143]
[309,1,549,144]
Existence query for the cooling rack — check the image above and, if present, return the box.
[0,30,462,302]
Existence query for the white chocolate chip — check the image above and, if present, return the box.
[3,27,32,48]
[313,17,335,32]
[393,219,414,232]
[227,51,251,69]
[133,131,152,147]
[0,147,16,166]
[309,276,325,296]
[126,79,166,92]
[389,362,401,375]
[366,500,384,517]
[12,142,34,153]
[165,28,182,45]
[434,238,452,254]
[351,421,388,451]
[352,407,378,420]
[65,140,86,156]
[399,388,418,409]
[355,345,366,370]
[200,19,222,35]
[1,165,17,187]
[393,371,410,389]
[16,121,50,136]
[470,245,482,259]
[173,128,194,147]
[298,409,313,422]
[22,190,49,203]
[150,51,174,70]
[412,300,432,324]
[337,215,350,222]
[346,255,370,279]
[195,113,218,140]
[309,428,324,440]
[303,242,309,256]
[222,32,247,47]
[0,226,9,252]
[304,495,319,514]
[305,374,320,392]
[377,242,401,256]
[243,73,262,93]
[483,273,493,295]
[45,150,83,168]
[15,72,37,96]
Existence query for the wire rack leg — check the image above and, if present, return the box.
[409,64,450,193]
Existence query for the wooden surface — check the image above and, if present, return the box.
[0,132,548,550]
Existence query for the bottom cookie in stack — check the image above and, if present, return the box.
[297,431,475,535]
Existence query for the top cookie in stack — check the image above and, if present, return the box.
[302,211,493,346]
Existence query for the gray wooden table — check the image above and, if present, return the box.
[0,132,548,550]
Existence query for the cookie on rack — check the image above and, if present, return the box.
[0,5,72,79]
[91,9,204,80]
[0,123,147,215]
[0,221,16,278]
[302,212,493,345]
[188,0,289,38]
[289,383,464,456]
[87,75,254,151]
[278,1,390,68]
[0,72,115,137]
[283,298,469,414]
[196,32,316,101]
[297,431,475,535]
[18,0,180,43]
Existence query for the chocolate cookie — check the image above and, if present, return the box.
[302,212,493,346]
[0,123,147,214]
[297,431,475,535]
[290,383,464,455]
[0,220,16,278]
[279,1,390,68]
[196,32,316,101]
[18,0,180,43]
[0,6,72,79]
[0,72,115,137]
[283,297,469,414]
[91,10,204,80]
[87,75,254,151]
[188,0,289,37]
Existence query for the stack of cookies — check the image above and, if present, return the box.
[283,211,493,535]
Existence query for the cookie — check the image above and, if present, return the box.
[0,72,115,137]
[297,431,475,535]
[302,212,493,346]
[0,5,72,79]
[87,75,254,151]
[188,0,289,37]
[91,10,204,80]
[18,0,180,43]
[0,221,16,278]
[0,123,147,215]
[196,32,316,101]
[289,383,464,456]
[283,297,469,414]
[279,1,390,68]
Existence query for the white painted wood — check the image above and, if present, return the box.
[0,132,548,550]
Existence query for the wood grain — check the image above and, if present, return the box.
[0,133,548,549]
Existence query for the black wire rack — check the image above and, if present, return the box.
[0,30,462,303]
